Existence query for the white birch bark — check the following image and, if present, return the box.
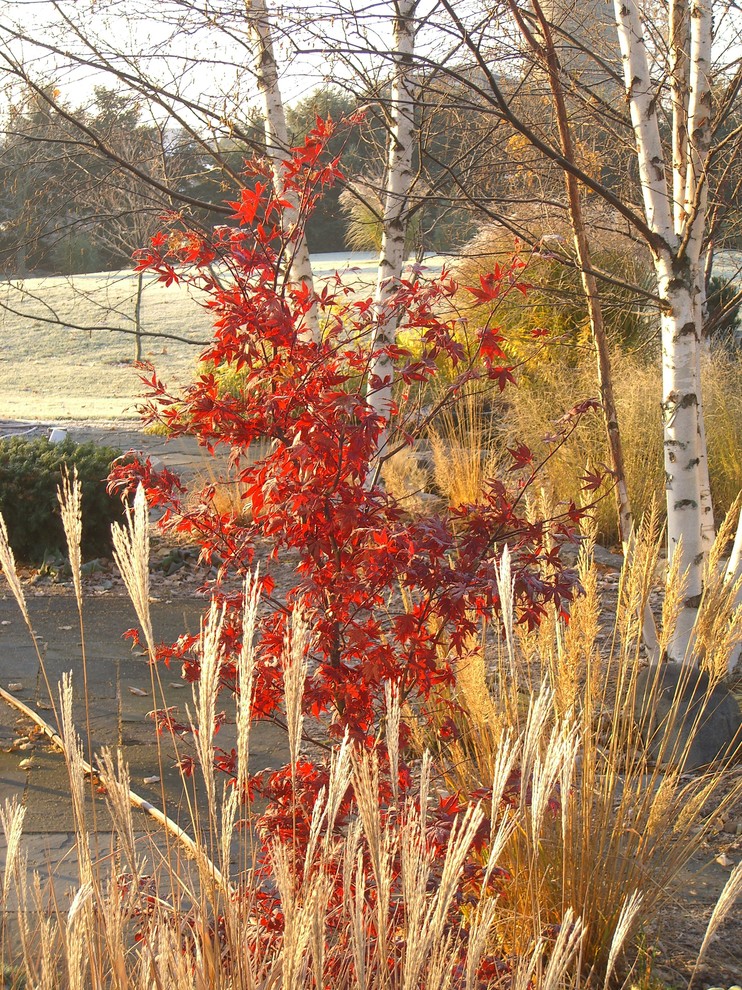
[246,0,318,342]
[614,0,707,662]
[368,0,418,449]
[670,0,690,234]
[725,502,742,674]
[686,1,716,556]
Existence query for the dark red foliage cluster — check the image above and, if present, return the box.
[109,118,598,979]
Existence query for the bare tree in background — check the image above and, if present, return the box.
[80,116,176,361]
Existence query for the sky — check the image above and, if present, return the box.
[0,0,409,122]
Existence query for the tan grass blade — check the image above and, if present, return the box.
[111,483,154,656]
[323,730,353,843]
[602,889,643,990]
[269,840,317,988]
[385,679,401,805]
[57,466,83,611]
[530,719,579,843]
[57,466,100,802]
[659,534,687,661]
[303,731,352,872]
[352,747,395,972]
[465,898,499,990]
[191,600,225,821]
[58,672,92,884]
[694,494,742,679]
[341,821,366,986]
[96,747,137,871]
[64,882,93,990]
[541,907,584,990]
[0,511,30,627]
[688,860,742,988]
[236,570,261,802]
[0,797,26,904]
[494,544,516,669]
[283,610,310,775]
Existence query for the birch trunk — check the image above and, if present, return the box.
[368,0,417,451]
[725,502,742,674]
[656,254,704,660]
[686,0,716,556]
[246,0,318,342]
[614,0,708,662]
[670,0,690,234]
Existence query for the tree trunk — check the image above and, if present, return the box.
[367,0,417,452]
[695,285,715,555]
[656,252,704,661]
[614,0,709,662]
[246,0,318,342]
[670,0,690,235]
[134,269,144,364]
[685,0,715,560]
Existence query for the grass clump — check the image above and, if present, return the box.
[455,214,655,358]
[417,514,742,984]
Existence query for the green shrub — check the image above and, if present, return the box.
[198,358,248,399]
[0,437,126,562]
[454,213,657,363]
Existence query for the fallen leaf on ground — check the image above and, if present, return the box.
[715,853,734,868]
[128,686,148,696]
[19,758,39,770]
[143,775,160,784]
[7,682,23,692]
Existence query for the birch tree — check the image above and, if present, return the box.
[367,0,418,452]
[245,0,319,341]
[612,0,713,660]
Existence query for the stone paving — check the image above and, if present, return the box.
[0,593,289,906]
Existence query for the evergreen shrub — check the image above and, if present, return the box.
[0,436,126,561]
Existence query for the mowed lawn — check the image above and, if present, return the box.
[0,271,213,420]
[0,256,385,421]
